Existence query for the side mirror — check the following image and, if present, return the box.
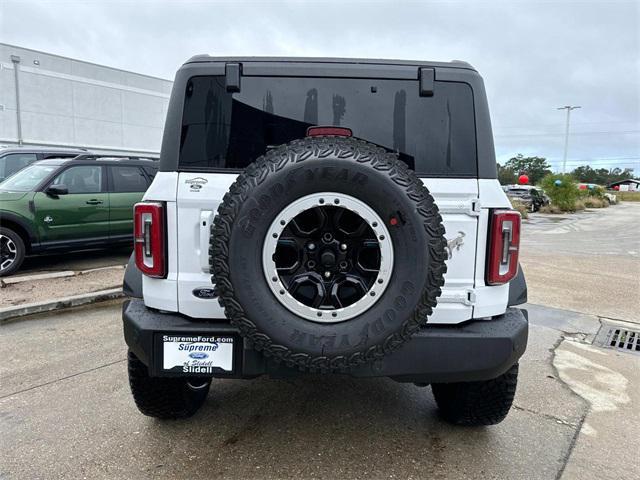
[46,185,69,196]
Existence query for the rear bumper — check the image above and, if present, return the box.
[123,299,528,383]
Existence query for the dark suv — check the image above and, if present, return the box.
[0,146,87,183]
[123,56,528,426]
[504,185,550,212]
[0,154,157,276]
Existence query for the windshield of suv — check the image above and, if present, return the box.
[179,76,477,176]
[0,164,57,192]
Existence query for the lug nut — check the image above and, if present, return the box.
[323,233,333,242]
[340,243,347,251]
[324,271,331,279]
[308,243,316,251]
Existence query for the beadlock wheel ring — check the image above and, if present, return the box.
[262,192,394,323]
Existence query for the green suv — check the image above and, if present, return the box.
[0,155,157,276]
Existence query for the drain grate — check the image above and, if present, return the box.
[594,323,640,354]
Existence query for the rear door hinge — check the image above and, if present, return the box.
[471,199,481,215]
[437,198,481,217]
[438,288,476,306]
[199,210,214,272]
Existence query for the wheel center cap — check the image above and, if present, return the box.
[320,250,337,267]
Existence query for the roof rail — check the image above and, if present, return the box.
[71,154,159,161]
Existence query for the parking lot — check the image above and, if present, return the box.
[17,247,131,276]
[521,202,639,322]
[1,204,638,480]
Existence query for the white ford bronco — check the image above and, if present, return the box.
[122,56,528,426]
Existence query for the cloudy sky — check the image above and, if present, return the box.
[1,0,638,172]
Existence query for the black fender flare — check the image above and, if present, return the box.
[508,264,527,306]
[123,252,143,298]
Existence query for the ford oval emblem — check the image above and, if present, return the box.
[193,287,217,299]
[189,352,209,359]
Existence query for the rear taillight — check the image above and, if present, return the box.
[134,202,166,278]
[486,210,521,285]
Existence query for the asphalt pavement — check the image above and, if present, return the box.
[1,300,637,480]
[17,246,131,276]
[1,204,638,479]
[520,202,640,323]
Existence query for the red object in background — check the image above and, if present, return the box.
[613,185,620,191]
[518,174,529,185]
[579,184,587,190]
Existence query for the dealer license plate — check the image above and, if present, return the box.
[162,334,234,374]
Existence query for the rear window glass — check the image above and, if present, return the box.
[179,76,477,176]
[111,166,149,192]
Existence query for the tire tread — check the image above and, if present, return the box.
[210,137,448,373]
[127,351,209,419]
[431,364,519,426]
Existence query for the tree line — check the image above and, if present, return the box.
[497,154,637,186]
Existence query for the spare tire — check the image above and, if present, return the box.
[210,136,447,372]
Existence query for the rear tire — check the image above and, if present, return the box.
[0,227,26,277]
[127,351,210,419]
[431,363,519,426]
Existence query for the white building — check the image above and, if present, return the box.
[0,43,172,154]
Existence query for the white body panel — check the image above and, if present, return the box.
[142,173,512,324]
[421,178,478,324]
[141,172,179,311]
[174,173,236,318]
[472,179,513,319]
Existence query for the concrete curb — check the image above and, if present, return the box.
[0,288,124,323]
[1,265,126,287]
[1,271,76,286]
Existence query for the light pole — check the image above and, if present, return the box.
[10,55,23,146]
[557,105,581,174]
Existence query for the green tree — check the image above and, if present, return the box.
[497,163,517,185]
[504,154,552,185]
[540,173,580,211]
[570,165,636,185]
[571,165,600,183]
[606,167,636,184]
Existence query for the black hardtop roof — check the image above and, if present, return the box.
[184,55,476,71]
[161,54,496,179]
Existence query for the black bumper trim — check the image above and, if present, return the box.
[123,299,528,383]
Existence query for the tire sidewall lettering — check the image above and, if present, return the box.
[285,287,413,352]
[238,165,371,239]
[213,137,446,369]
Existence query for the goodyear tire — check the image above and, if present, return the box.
[210,137,447,372]
[128,351,210,419]
[431,363,519,426]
